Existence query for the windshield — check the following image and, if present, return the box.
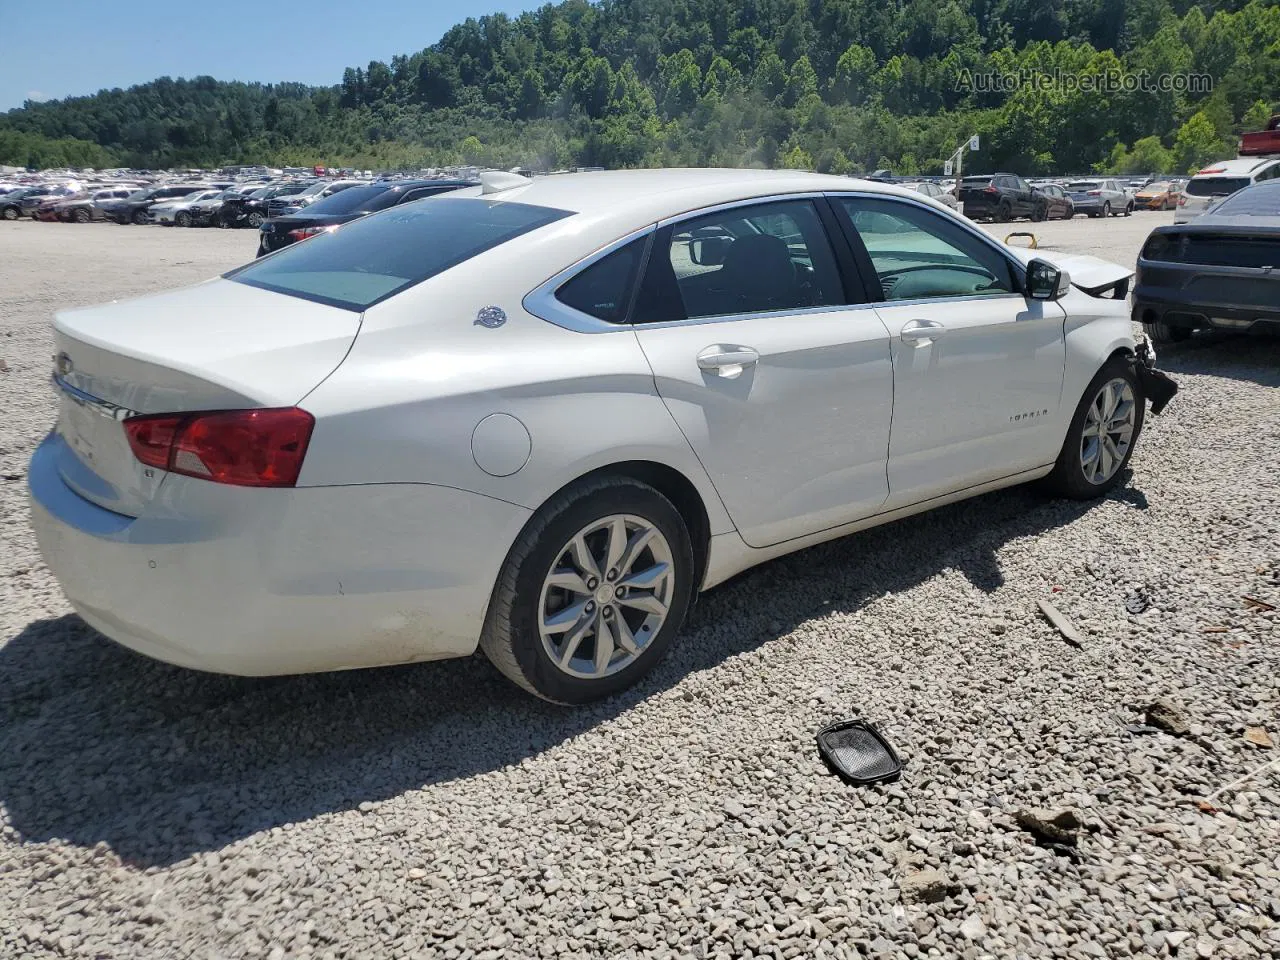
[1208,181,1280,216]
[272,183,309,197]
[227,197,571,311]
[1186,176,1251,198]
[299,184,402,216]
[296,182,330,197]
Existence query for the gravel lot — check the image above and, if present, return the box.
[2,213,1278,960]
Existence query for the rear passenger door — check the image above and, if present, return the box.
[630,197,895,548]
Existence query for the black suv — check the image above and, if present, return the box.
[257,179,474,256]
[958,173,1038,222]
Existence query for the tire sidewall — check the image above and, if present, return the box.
[1052,358,1146,498]
[499,482,694,704]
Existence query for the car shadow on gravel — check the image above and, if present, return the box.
[1153,332,1280,386]
[0,479,1139,867]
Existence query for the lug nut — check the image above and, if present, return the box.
[586,577,598,589]
[603,607,613,618]
[585,601,595,612]
[606,569,618,581]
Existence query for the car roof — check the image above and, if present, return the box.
[1193,157,1279,176]
[455,168,919,222]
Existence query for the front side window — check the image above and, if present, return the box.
[633,199,845,323]
[227,197,570,311]
[836,196,1016,302]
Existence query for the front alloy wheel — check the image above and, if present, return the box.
[1045,358,1145,499]
[538,515,674,679]
[1080,379,1136,485]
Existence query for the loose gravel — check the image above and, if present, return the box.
[1,215,1278,960]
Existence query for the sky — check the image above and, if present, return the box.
[0,0,542,110]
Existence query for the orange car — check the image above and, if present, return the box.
[1135,181,1181,210]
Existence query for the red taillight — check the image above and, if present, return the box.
[1177,195,1187,206]
[287,225,335,241]
[123,415,181,470]
[983,185,998,194]
[124,408,314,487]
[1087,190,1101,196]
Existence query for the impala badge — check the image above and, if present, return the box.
[475,306,507,328]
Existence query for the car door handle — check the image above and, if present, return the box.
[899,320,946,342]
[696,345,759,378]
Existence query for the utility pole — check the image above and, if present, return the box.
[945,134,980,211]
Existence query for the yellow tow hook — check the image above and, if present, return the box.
[1004,231,1038,248]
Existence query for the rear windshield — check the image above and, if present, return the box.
[226,197,571,311]
[961,176,991,185]
[302,184,400,216]
[1208,181,1280,216]
[1186,176,1250,197]
[1068,181,1100,190]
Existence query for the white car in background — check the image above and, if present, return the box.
[29,169,1174,703]
[1175,156,1280,223]
[901,180,960,210]
[149,189,221,226]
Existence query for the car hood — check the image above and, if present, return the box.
[1004,247,1133,295]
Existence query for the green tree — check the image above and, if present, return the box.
[1172,111,1231,172]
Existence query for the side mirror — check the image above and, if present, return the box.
[689,234,731,266]
[1026,258,1069,300]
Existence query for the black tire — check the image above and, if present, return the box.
[1,205,17,221]
[994,201,1012,223]
[1103,202,1112,218]
[73,207,91,223]
[1143,319,1191,344]
[131,209,149,225]
[175,211,191,227]
[1045,357,1145,500]
[247,211,265,228]
[1124,203,1133,217]
[1031,203,1048,222]
[480,475,696,704]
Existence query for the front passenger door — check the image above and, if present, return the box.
[831,194,1067,508]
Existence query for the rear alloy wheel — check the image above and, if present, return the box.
[481,475,695,704]
[994,201,1012,223]
[1103,201,1112,218]
[247,211,265,228]
[1045,358,1144,499]
[175,211,192,227]
[1124,203,1133,217]
[1031,203,1048,222]
[132,209,149,225]
[1,206,16,221]
[73,207,91,223]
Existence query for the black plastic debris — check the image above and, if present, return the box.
[817,720,902,786]
[1125,590,1150,615]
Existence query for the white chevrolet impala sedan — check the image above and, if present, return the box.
[30,169,1173,703]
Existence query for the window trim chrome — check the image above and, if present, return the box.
[526,188,1034,333]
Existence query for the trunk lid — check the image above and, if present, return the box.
[51,278,360,516]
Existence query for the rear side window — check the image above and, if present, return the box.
[555,236,648,323]
[633,199,845,323]
[227,197,571,311]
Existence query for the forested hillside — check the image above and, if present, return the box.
[2,0,1277,174]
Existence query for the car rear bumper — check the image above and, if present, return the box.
[29,431,531,676]
[1133,278,1280,333]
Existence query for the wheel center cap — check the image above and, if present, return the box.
[595,585,615,605]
